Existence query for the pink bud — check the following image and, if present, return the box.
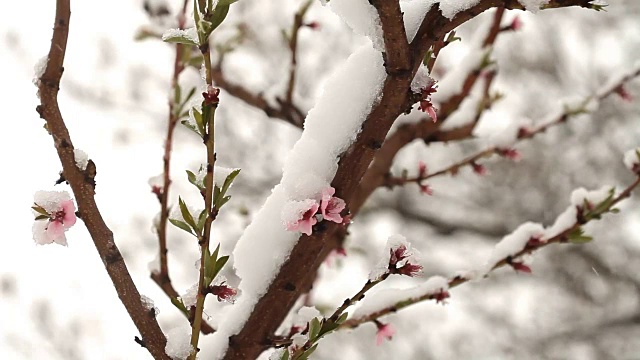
[510,261,532,273]
[434,289,450,305]
[419,184,433,196]
[375,322,396,346]
[471,162,487,176]
[615,85,633,102]
[418,161,428,178]
[305,21,320,30]
[510,16,523,31]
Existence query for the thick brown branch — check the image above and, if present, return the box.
[223,1,597,359]
[37,1,168,358]
[372,0,411,74]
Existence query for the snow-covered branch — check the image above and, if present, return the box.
[341,171,640,330]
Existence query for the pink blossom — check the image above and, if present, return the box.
[210,283,238,303]
[471,162,487,176]
[419,100,438,122]
[517,126,533,138]
[375,322,396,346]
[615,85,633,102]
[510,16,523,31]
[433,289,451,305]
[418,161,427,178]
[417,82,438,122]
[324,247,347,266]
[498,148,522,162]
[510,261,532,273]
[320,187,346,223]
[33,198,77,246]
[396,262,423,277]
[285,200,319,236]
[526,235,544,248]
[389,244,410,267]
[202,85,220,106]
[419,183,433,196]
[305,21,320,30]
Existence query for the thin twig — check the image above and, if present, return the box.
[341,175,640,329]
[385,66,640,188]
[151,0,216,335]
[37,1,169,358]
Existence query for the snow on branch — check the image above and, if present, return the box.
[341,168,640,330]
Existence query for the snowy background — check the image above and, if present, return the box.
[2,0,640,359]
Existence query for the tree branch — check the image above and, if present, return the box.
[222,1,599,358]
[36,1,168,358]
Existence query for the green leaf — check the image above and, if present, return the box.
[162,33,198,46]
[188,54,205,69]
[221,169,241,195]
[335,312,348,324]
[31,205,49,216]
[169,219,194,235]
[186,170,197,185]
[171,297,189,316]
[218,0,240,5]
[568,228,593,244]
[208,4,230,35]
[34,214,49,221]
[174,83,182,108]
[178,197,197,230]
[214,256,229,278]
[204,245,215,286]
[298,344,318,360]
[308,318,321,341]
[280,350,290,360]
[181,119,202,137]
[197,209,207,232]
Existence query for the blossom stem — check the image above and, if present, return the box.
[189,1,219,357]
[328,275,387,323]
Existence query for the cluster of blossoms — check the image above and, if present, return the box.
[369,235,423,281]
[417,80,438,122]
[284,187,346,235]
[32,190,77,246]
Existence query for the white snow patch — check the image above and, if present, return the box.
[518,0,550,12]
[162,27,199,45]
[33,56,48,87]
[439,0,481,20]
[165,324,194,360]
[210,32,387,359]
[33,190,72,213]
[331,0,384,50]
[484,222,544,273]
[140,294,159,316]
[179,283,199,309]
[73,148,89,171]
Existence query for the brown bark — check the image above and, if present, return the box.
[37,1,169,358]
